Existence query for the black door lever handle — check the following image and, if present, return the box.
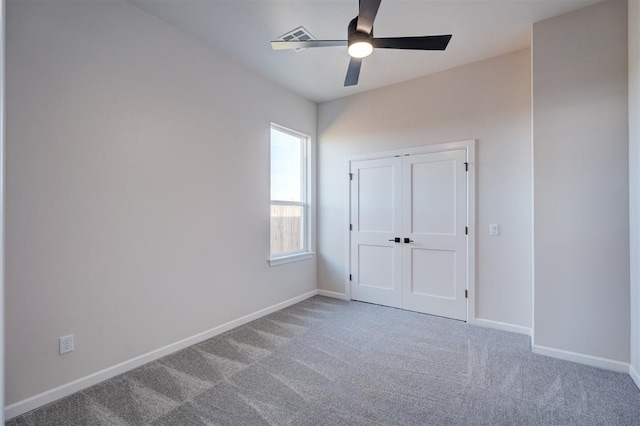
[404,238,414,243]
[388,237,401,243]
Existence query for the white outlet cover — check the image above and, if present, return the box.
[60,334,74,354]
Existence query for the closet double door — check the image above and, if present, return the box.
[349,149,468,321]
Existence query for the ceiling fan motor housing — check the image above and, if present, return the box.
[347,17,374,58]
[348,17,373,46]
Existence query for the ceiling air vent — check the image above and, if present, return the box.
[277,26,316,51]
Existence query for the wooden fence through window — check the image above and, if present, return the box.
[270,204,303,255]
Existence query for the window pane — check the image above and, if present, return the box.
[270,204,304,255]
[271,128,303,202]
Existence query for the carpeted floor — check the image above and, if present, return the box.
[6,296,640,425]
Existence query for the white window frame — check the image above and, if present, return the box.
[268,123,313,266]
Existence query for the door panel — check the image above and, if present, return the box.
[402,150,467,320]
[411,249,456,298]
[359,245,395,289]
[350,157,402,308]
[358,166,394,232]
[411,160,456,235]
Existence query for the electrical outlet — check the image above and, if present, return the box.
[60,334,74,355]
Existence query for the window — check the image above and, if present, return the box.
[270,124,311,264]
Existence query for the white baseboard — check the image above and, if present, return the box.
[472,318,532,336]
[532,344,629,373]
[630,364,640,390]
[316,289,349,300]
[4,290,318,420]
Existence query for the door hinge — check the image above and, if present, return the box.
[465,226,468,235]
[465,289,468,298]
[349,173,353,180]
[349,224,353,231]
[464,162,469,171]
[349,274,352,281]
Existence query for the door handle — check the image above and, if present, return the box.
[388,237,401,243]
[404,238,414,243]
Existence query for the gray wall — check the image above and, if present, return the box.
[317,49,533,329]
[5,0,316,405]
[532,0,629,362]
[630,0,640,381]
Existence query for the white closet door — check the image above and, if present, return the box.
[350,157,402,308]
[401,150,467,320]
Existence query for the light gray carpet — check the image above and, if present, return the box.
[6,296,640,425]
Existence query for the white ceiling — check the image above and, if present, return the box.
[131,0,604,103]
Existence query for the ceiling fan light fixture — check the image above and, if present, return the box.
[348,40,373,58]
[347,16,373,58]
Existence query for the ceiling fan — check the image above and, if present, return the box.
[270,0,452,87]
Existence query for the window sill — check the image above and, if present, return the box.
[268,252,315,267]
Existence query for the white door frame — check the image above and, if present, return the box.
[1,0,6,420]
[344,139,476,322]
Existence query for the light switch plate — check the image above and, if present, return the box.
[489,224,499,236]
